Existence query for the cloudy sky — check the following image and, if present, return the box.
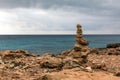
[0,0,120,34]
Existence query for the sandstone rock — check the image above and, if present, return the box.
[0,48,120,79]
[63,58,82,69]
[39,74,52,80]
[68,50,82,58]
[14,50,27,53]
[76,24,82,35]
[0,50,13,56]
[91,64,106,70]
[67,50,88,59]
[40,57,63,70]
[89,48,99,54]
[42,53,55,57]
[48,70,120,80]
[73,24,89,57]
[0,50,30,59]
[60,50,71,56]
[74,44,83,51]
[75,38,89,45]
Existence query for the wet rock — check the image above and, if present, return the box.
[107,43,120,48]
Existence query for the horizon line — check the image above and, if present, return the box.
[0,34,120,35]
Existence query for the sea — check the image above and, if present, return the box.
[0,35,120,54]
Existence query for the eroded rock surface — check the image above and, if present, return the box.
[0,47,119,80]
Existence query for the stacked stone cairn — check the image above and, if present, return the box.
[70,24,89,58]
[74,24,89,51]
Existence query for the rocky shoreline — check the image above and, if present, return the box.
[0,44,120,80]
[0,24,120,80]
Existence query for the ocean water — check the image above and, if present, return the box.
[0,35,120,54]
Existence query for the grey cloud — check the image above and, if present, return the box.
[0,0,99,8]
[0,0,120,17]
[0,0,118,9]
[0,0,120,34]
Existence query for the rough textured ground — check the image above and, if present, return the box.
[47,70,120,80]
[88,54,120,73]
[0,47,120,80]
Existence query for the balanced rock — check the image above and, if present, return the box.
[68,24,89,58]
[74,24,89,51]
[76,24,82,37]
[75,38,89,45]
